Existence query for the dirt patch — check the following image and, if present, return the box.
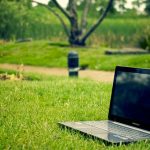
[0,64,114,83]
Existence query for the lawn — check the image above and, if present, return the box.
[0,75,150,149]
[0,41,150,71]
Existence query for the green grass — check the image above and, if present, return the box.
[0,41,150,71]
[0,75,150,149]
[89,17,150,47]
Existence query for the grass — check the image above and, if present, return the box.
[89,17,150,47]
[0,40,150,71]
[0,75,150,149]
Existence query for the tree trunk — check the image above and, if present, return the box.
[80,0,91,34]
[67,0,82,46]
[67,0,113,46]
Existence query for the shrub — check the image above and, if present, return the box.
[137,27,150,51]
[138,35,150,51]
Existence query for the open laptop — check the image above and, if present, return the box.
[58,66,150,144]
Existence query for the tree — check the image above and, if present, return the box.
[0,0,31,40]
[145,0,150,15]
[115,0,127,12]
[132,0,146,13]
[109,0,116,14]
[32,0,113,46]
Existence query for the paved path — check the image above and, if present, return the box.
[0,64,114,83]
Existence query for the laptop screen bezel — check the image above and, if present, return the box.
[108,66,150,131]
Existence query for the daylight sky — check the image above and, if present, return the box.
[32,0,68,8]
[33,0,145,12]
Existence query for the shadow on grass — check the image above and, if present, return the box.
[49,42,70,47]
[49,42,92,49]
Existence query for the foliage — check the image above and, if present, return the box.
[145,0,150,15]
[89,17,150,47]
[109,0,117,14]
[115,0,127,12]
[0,41,150,71]
[0,0,31,40]
[138,32,150,51]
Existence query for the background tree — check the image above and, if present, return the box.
[0,0,31,40]
[33,0,113,46]
[109,0,116,14]
[115,0,127,13]
[145,0,150,15]
[132,0,146,12]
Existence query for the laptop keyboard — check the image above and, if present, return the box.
[84,121,150,139]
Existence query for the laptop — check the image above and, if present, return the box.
[58,66,150,144]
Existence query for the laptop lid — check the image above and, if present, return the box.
[109,66,150,131]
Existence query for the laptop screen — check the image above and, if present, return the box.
[109,66,150,130]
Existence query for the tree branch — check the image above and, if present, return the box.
[81,0,113,43]
[80,0,91,33]
[67,0,81,44]
[51,0,71,20]
[32,0,70,37]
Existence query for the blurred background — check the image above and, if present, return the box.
[0,0,150,72]
[0,0,149,48]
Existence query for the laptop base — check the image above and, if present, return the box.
[58,120,150,144]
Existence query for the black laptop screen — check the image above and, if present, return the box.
[110,69,150,128]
